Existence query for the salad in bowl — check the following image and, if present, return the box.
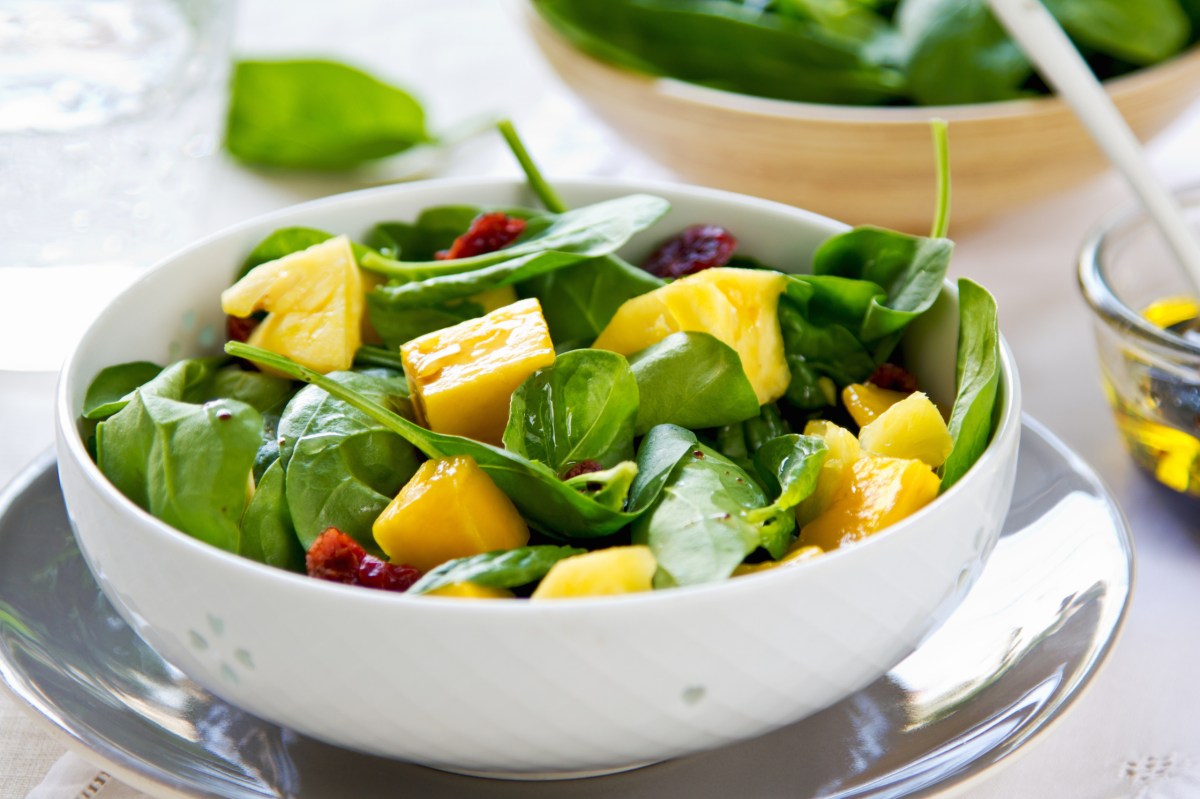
[55,123,1021,774]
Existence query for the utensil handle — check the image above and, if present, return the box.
[988,0,1200,294]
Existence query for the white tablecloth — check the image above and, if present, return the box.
[3,2,1200,796]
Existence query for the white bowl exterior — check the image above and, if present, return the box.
[56,178,1021,773]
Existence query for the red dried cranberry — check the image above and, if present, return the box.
[435,212,526,260]
[561,460,605,480]
[642,224,737,278]
[305,528,420,593]
[357,556,421,592]
[868,363,919,394]
[226,314,259,343]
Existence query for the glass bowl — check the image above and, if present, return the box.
[1079,189,1200,496]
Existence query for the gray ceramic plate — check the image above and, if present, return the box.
[0,418,1131,799]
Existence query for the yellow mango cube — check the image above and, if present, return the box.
[795,420,862,527]
[221,235,363,374]
[797,454,939,551]
[592,267,790,404]
[401,297,555,445]
[426,582,515,599]
[372,455,529,572]
[842,383,909,428]
[858,391,953,468]
[530,545,657,600]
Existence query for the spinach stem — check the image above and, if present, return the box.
[930,118,951,239]
[497,119,569,214]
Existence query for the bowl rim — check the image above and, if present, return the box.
[526,7,1200,125]
[56,175,1021,615]
[1077,183,1200,360]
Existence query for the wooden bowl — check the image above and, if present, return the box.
[526,10,1200,233]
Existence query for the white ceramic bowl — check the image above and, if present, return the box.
[55,177,1022,776]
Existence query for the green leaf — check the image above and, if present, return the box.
[627,332,760,435]
[1044,0,1190,65]
[277,370,422,554]
[365,205,552,261]
[225,60,429,170]
[82,361,163,420]
[899,0,1031,105]
[204,366,296,415]
[237,227,377,279]
[711,403,793,472]
[940,279,1002,491]
[503,349,639,473]
[95,367,262,553]
[239,459,305,572]
[520,255,664,342]
[562,461,639,512]
[408,545,586,594]
[749,434,828,556]
[778,295,876,409]
[627,424,703,513]
[229,342,641,539]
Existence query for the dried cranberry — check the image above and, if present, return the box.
[357,556,421,592]
[868,363,919,394]
[305,528,420,593]
[226,314,259,343]
[436,212,526,260]
[642,224,737,278]
[561,460,605,480]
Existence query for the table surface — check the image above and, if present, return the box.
[3,2,1200,797]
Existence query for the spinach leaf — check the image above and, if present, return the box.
[82,361,163,420]
[239,459,305,572]
[366,205,552,261]
[811,228,953,344]
[627,424,702,513]
[632,437,794,587]
[521,256,664,343]
[205,366,295,415]
[238,227,377,279]
[1044,0,1190,65]
[627,332,760,435]
[563,461,639,512]
[225,60,429,170]
[230,343,641,538]
[778,295,876,409]
[751,434,829,549]
[95,371,262,553]
[504,349,639,472]
[712,403,792,472]
[899,0,1031,105]
[408,545,586,594]
[369,298,486,351]
[276,370,422,554]
[359,194,670,280]
[940,279,1001,491]
[88,358,222,420]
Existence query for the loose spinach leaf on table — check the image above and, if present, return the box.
[239,459,305,572]
[940,278,1002,491]
[225,60,430,170]
[408,545,586,595]
[277,369,422,554]
[230,343,641,539]
[83,361,163,420]
[95,364,262,553]
[503,349,639,473]
[631,428,794,587]
[627,332,760,435]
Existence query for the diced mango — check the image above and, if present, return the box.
[401,297,555,445]
[372,455,529,572]
[426,582,515,599]
[592,267,789,404]
[858,391,953,468]
[732,545,823,576]
[222,235,363,374]
[797,455,939,551]
[842,383,909,428]
[795,420,862,527]
[530,545,657,599]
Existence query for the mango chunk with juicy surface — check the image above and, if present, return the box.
[372,455,529,572]
[795,420,862,527]
[842,383,909,428]
[530,545,656,600]
[426,582,515,599]
[222,235,363,374]
[592,267,789,404]
[797,455,939,551]
[858,391,953,468]
[401,297,555,445]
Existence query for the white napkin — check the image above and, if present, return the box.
[25,753,149,799]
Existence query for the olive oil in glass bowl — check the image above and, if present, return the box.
[1080,190,1200,497]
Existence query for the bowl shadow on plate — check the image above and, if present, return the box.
[0,420,1128,799]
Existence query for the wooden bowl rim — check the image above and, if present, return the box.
[527,8,1200,125]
